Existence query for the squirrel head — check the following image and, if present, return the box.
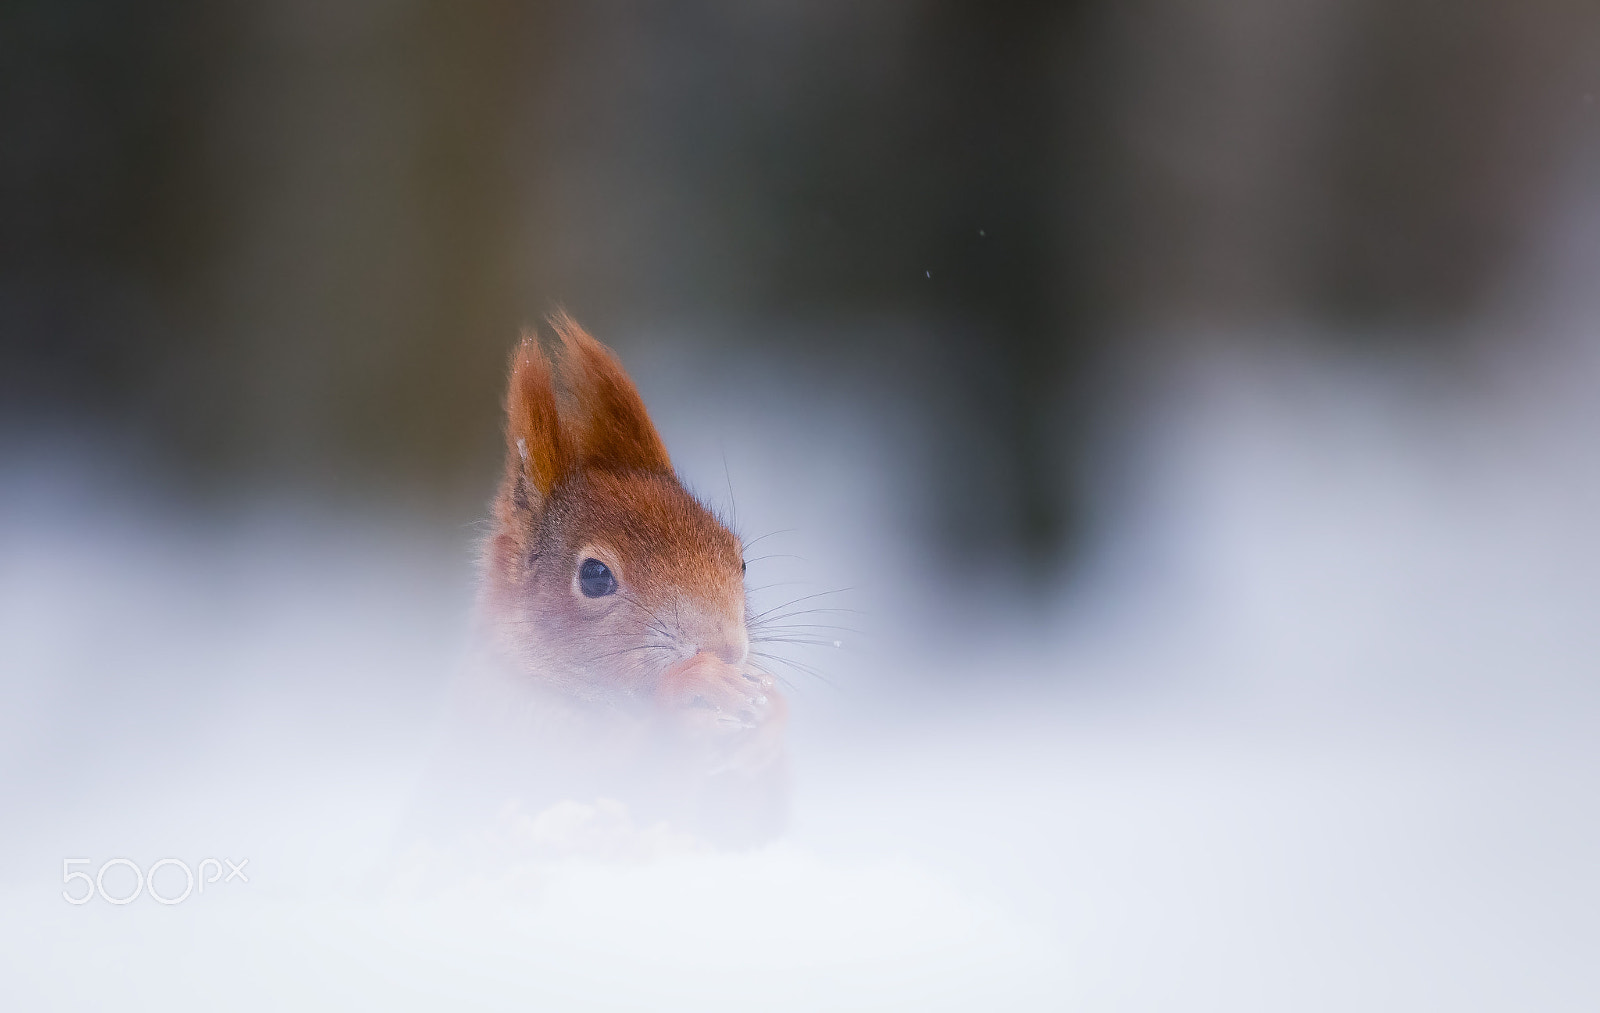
[482,313,749,701]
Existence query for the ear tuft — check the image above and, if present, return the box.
[504,331,572,501]
[550,311,672,475]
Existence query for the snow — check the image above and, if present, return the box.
[5,221,1600,1009]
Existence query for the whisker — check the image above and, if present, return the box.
[751,622,863,635]
[748,588,855,623]
[617,590,676,641]
[743,581,812,594]
[748,607,862,627]
[750,636,856,649]
[750,650,836,690]
[740,528,797,551]
[585,643,679,664]
[747,652,808,686]
[750,665,799,693]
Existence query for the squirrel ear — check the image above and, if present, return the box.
[504,330,573,502]
[550,311,672,475]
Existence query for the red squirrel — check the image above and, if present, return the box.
[476,313,786,781]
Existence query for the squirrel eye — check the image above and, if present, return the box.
[577,557,618,598]
[741,560,747,575]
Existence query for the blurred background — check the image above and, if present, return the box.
[8,0,1596,570]
[4,1,1600,1009]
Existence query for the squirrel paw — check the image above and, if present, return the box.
[657,652,778,732]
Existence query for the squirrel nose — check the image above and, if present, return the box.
[704,623,749,667]
[678,614,748,666]
[670,600,748,667]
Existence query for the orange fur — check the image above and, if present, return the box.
[549,311,672,475]
[480,315,784,777]
[502,333,570,501]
